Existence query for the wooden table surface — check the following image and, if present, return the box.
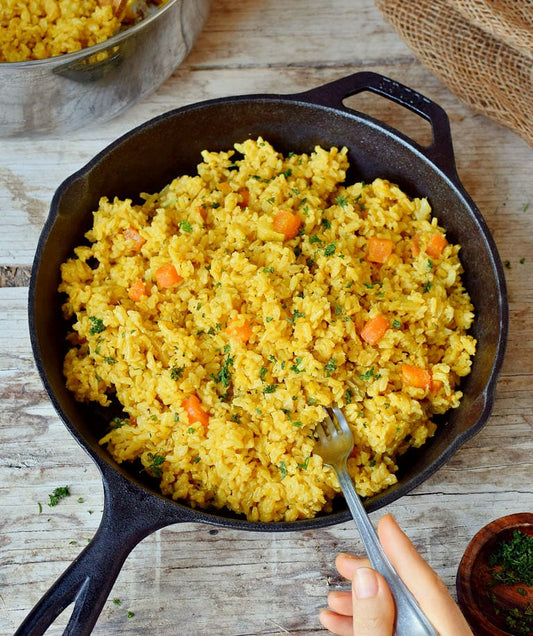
[1,1,532,634]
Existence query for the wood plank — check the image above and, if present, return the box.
[1,0,533,633]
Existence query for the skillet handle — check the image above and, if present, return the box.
[14,474,188,636]
[296,71,459,181]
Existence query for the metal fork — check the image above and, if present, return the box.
[315,406,438,636]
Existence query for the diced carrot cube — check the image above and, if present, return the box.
[272,210,302,240]
[410,234,421,257]
[360,314,389,345]
[196,204,208,221]
[128,279,148,302]
[367,237,393,263]
[123,227,146,252]
[218,182,232,195]
[238,188,250,209]
[182,394,209,431]
[426,232,448,259]
[401,364,431,390]
[429,378,444,394]
[155,263,183,289]
[225,318,253,343]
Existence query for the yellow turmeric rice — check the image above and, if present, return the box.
[59,138,476,522]
[0,0,166,63]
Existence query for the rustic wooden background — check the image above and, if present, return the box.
[1,1,532,634]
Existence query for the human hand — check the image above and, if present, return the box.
[319,513,473,636]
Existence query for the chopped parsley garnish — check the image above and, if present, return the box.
[321,218,331,229]
[324,243,336,257]
[212,346,234,390]
[290,356,306,374]
[112,599,122,606]
[392,319,402,328]
[324,358,337,376]
[146,453,165,477]
[278,462,288,479]
[263,266,275,274]
[179,220,193,233]
[111,416,130,429]
[88,316,105,335]
[259,366,268,381]
[345,388,353,404]
[48,486,70,507]
[103,356,116,365]
[309,235,322,244]
[282,169,292,178]
[287,309,305,324]
[423,281,433,292]
[359,367,381,381]
[263,384,277,394]
[297,456,310,470]
[170,365,185,380]
[335,195,349,208]
[488,530,533,586]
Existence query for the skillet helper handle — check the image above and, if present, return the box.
[336,467,438,636]
[297,71,459,181]
[14,476,180,636]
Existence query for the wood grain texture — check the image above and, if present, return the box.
[1,1,532,634]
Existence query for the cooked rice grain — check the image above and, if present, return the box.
[59,138,476,522]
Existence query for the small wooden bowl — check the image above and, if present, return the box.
[456,513,533,636]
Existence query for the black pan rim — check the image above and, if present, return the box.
[28,78,509,532]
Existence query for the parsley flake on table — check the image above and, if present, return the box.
[48,486,70,507]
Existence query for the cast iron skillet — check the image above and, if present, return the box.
[20,71,507,635]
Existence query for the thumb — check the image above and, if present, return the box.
[351,566,396,636]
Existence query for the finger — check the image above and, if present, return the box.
[335,552,370,580]
[377,514,473,635]
[319,608,354,636]
[351,567,396,636]
[327,590,353,616]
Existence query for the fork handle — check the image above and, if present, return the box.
[336,467,438,636]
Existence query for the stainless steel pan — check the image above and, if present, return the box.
[0,0,210,136]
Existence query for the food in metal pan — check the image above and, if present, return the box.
[59,138,476,522]
[0,0,168,63]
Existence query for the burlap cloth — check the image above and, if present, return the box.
[375,0,533,146]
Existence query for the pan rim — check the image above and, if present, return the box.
[28,83,509,531]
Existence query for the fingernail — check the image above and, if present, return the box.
[338,552,360,560]
[353,567,379,599]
